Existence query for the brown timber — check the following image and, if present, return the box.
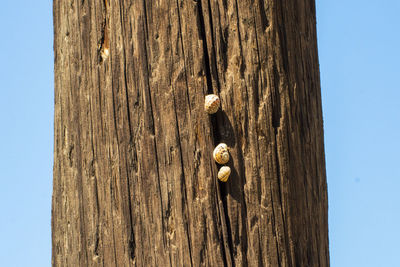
[52,0,329,266]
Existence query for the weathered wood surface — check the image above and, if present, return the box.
[52,0,329,266]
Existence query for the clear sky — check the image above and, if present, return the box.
[0,1,398,266]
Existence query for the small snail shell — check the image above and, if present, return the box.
[213,143,229,164]
[204,94,220,114]
[218,166,231,182]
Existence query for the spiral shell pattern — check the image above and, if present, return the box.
[204,94,220,114]
[218,166,231,182]
[213,143,229,164]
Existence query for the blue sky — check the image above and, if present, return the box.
[318,1,400,266]
[0,1,398,266]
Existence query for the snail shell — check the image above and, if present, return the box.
[213,143,229,164]
[218,166,231,182]
[204,94,220,114]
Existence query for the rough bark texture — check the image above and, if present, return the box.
[52,0,329,266]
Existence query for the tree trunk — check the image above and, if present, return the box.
[52,0,329,266]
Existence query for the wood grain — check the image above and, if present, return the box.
[52,0,329,266]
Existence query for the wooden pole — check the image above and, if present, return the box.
[52,0,329,266]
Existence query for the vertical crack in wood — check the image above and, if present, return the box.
[171,83,194,267]
[94,227,100,256]
[141,0,149,41]
[234,0,245,77]
[198,0,234,265]
[214,174,230,267]
[269,186,282,267]
[219,180,235,267]
[89,96,102,260]
[206,0,221,93]
[276,1,289,74]
[121,24,136,260]
[100,0,110,62]
[197,1,213,95]
[125,156,136,261]
[253,9,264,106]
[175,0,192,112]
[269,70,290,266]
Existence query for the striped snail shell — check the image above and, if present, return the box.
[204,94,220,114]
[218,166,231,182]
[213,143,229,164]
